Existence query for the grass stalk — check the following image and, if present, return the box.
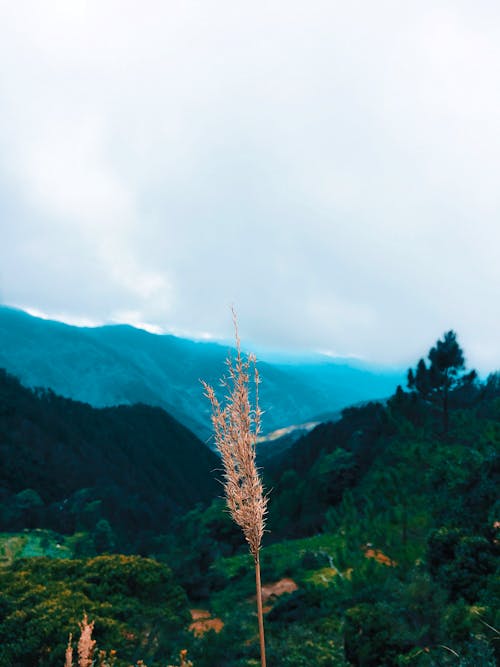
[202,310,268,667]
[254,553,266,667]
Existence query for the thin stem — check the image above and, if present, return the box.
[254,553,267,667]
[203,311,268,665]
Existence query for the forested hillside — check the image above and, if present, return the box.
[0,332,498,666]
[164,333,499,665]
[0,369,218,552]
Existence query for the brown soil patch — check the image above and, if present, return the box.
[250,577,299,613]
[261,577,298,603]
[189,609,224,637]
[364,548,397,567]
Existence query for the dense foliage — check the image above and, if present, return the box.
[0,331,499,665]
[0,554,190,667]
[0,369,218,550]
[165,334,499,665]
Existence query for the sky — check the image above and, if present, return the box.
[1,1,500,372]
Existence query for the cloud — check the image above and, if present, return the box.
[1,1,499,371]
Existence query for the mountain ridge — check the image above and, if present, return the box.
[0,305,404,440]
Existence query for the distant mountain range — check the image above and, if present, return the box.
[0,306,404,440]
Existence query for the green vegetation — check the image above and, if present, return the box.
[0,331,498,665]
[0,530,73,564]
[0,368,218,551]
[0,555,189,667]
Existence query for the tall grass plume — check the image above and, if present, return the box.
[202,310,268,667]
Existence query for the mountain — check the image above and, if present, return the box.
[1,330,499,666]
[0,306,404,440]
[0,368,219,547]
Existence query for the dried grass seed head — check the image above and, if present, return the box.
[202,320,267,558]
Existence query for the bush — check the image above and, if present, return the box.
[0,555,189,667]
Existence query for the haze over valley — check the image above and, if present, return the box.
[0,305,403,441]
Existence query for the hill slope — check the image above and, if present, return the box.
[0,369,219,548]
[0,306,403,439]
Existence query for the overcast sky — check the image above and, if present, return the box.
[1,1,499,372]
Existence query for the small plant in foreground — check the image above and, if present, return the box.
[64,614,96,667]
[64,615,193,667]
[202,310,269,667]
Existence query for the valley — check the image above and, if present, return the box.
[0,321,498,666]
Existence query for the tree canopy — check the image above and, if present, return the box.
[407,330,477,431]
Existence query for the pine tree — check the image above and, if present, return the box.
[407,331,475,433]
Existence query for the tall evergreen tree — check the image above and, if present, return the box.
[415,358,431,397]
[428,330,465,432]
[407,331,475,433]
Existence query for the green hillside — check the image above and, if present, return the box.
[0,368,219,551]
[161,333,499,665]
[0,331,498,665]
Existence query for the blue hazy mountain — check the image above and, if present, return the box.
[0,306,404,439]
